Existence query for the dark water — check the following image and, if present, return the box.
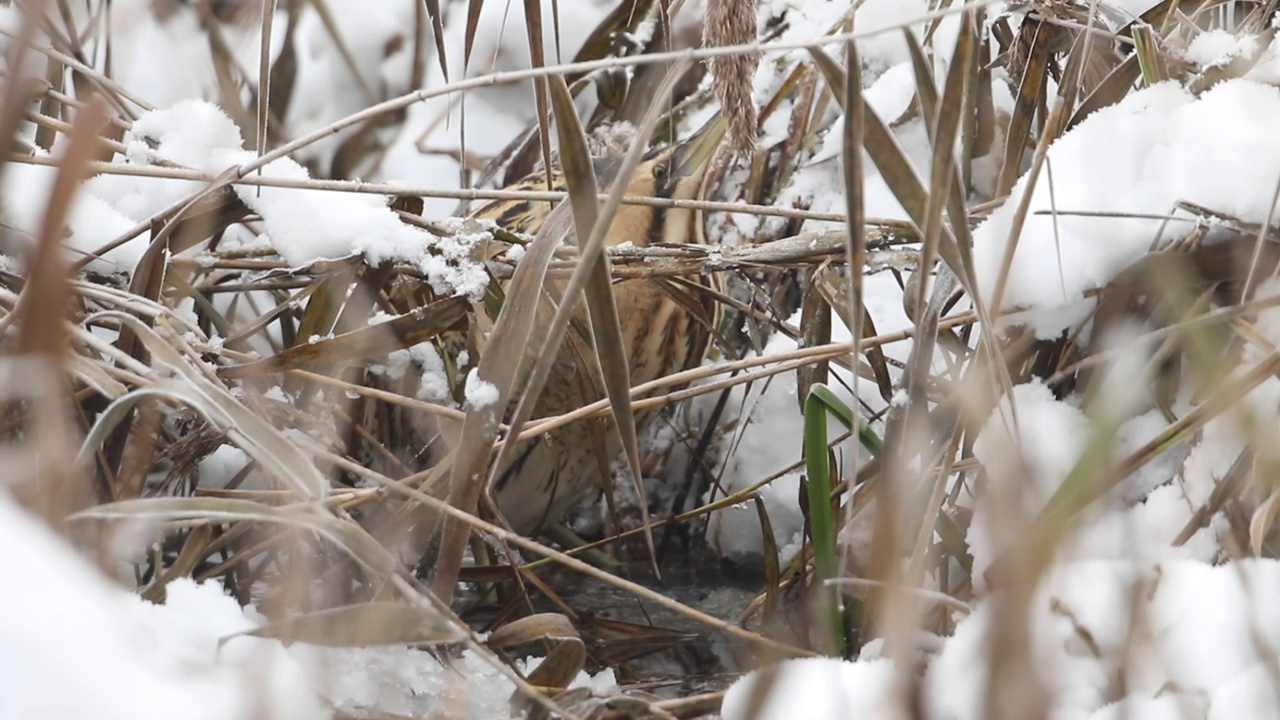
[539,549,788,696]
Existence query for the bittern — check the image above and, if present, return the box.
[435,118,726,536]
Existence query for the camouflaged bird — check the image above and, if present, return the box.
[484,120,725,533]
[371,118,726,544]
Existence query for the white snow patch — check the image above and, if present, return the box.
[974,80,1280,338]
[198,445,251,490]
[1182,29,1259,68]
[967,381,1202,590]
[0,490,616,719]
[722,658,907,720]
[0,492,323,720]
[923,560,1280,720]
[83,100,490,297]
[384,341,451,402]
[464,369,500,410]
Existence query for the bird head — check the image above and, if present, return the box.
[608,115,727,247]
[638,115,728,201]
[469,116,728,247]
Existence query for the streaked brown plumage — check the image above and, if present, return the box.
[471,121,725,534]
[360,120,727,556]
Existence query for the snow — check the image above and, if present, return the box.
[704,273,912,562]
[1108,0,1165,18]
[973,79,1280,338]
[198,445,252,489]
[965,376,1215,592]
[42,98,491,298]
[1,156,139,271]
[721,657,907,720]
[375,0,619,217]
[0,489,616,719]
[722,288,1280,720]
[0,491,323,720]
[283,0,419,172]
[102,0,271,110]
[924,559,1280,720]
[863,61,919,124]
[382,341,453,402]
[13,1,1280,719]
[463,368,500,410]
[1182,29,1260,68]
[726,560,1280,720]
[294,645,615,717]
[699,13,1280,720]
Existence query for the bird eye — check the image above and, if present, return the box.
[651,161,670,181]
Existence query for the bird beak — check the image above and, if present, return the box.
[670,115,727,180]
